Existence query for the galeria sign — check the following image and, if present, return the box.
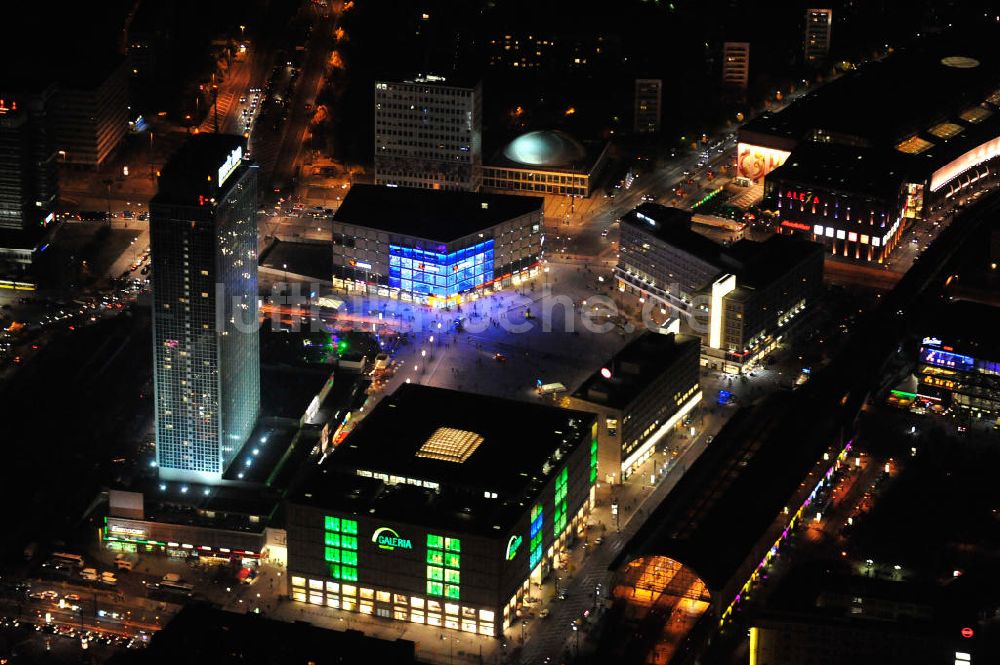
[372,527,413,551]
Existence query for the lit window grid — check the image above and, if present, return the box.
[590,439,599,484]
[324,516,358,581]
[388,241,494,297]
[290,577,495,635]
[529,505,543,569]
[554,468,568,538]
[427,534,461,599]
[151,169,259,476]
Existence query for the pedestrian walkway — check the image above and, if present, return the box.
[517,430,714,664]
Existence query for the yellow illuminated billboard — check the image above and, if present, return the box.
[737,143,791,181]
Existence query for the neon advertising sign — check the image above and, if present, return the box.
[780,221,812,232]
[786,191,820,204]
[217,145,243,187]
[505,535,522,560]
[372,527,413,551]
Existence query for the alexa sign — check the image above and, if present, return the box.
[218,145,243,187]
[372,527,413,551]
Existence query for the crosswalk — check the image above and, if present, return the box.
[198,90,237,134]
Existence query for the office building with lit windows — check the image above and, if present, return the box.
[616,204,823,373]
[331,184,543,306]
[722,42,750,90]
[915,300,1000,417]
[286,384,598,637]
[374,75,482,191]
[804,9,833,64]
[0,82,58,271]
[566,332,702,483]
[634,79,662,133]
[740,25,1000,262]
[150,134,260,484]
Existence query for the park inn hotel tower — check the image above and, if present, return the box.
[150,134,260,484]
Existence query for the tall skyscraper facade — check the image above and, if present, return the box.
[374,75,482,191]
[150,134,260,483]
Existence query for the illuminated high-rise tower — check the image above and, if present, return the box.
[150,134,259,483]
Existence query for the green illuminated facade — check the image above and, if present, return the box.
[285,384,599,638]
[324,516,359,581]
[553,469,568,537]
[426,534,461,599]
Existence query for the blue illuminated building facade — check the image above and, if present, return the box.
[388,240,495,297]
[332,185,543,305]
[917,319,1000,417]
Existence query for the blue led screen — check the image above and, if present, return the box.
[920,347,975,373]
[388,240,495,297]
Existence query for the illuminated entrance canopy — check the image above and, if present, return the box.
[372,527,413,551]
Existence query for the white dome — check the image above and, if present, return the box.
[503,130,587,167]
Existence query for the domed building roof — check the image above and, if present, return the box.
[502,130,587,168]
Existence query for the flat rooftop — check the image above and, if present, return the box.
[729,234,824,291]
[152,134,249,206]
[621,203,736,269]
[572,332,699,410]
[290,383,596,535]
[765,142,910,199]
[923,299,1000,361]
[333,184,543,242]
[741,24,1000,149]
